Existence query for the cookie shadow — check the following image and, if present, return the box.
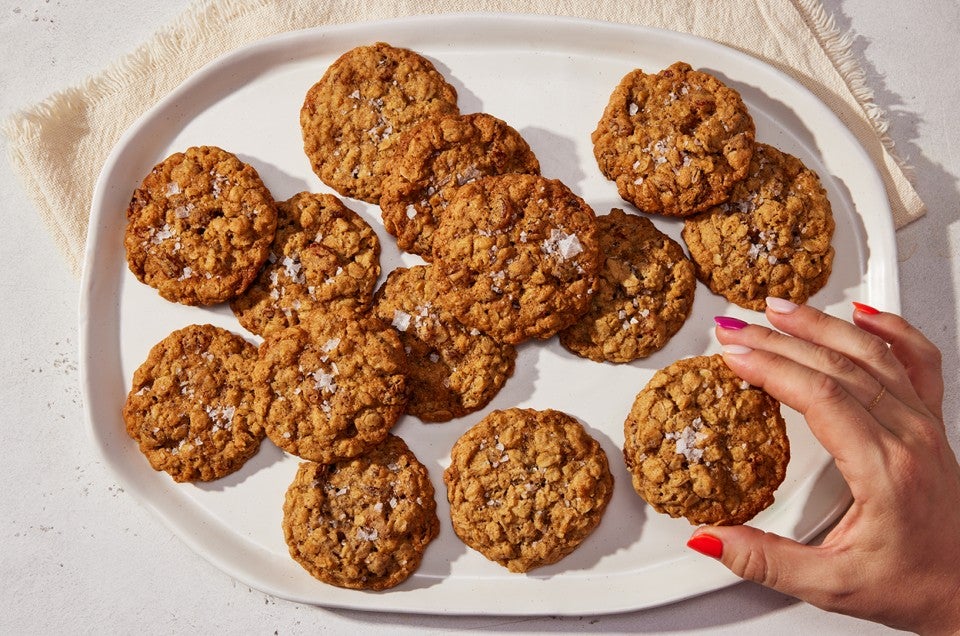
[814,170,869,311]
[237,154,312,202]
[521,125,587,190]
[429,58,484,115]
[703,69,818,156]
[485,339,540,410]
[196,438,287,492]
[393,519,466,593]
[526,422,648,580]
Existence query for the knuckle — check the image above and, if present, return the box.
[750,325,785,351]
[858,331,892,365]
[921,343,943,372]
[811,372,847,407]
[814,345,859,378]
[731,540,776,588]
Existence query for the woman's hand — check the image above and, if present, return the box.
[688,297,960,634]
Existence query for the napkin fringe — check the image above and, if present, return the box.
[792,0,913,179]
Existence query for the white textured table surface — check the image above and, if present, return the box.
[2,1,957,633]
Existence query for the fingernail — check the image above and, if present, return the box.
[766,296,799,314]
[852,301,880,315]
[714,316,748,330]
[687,533,723,559]
[721,344,753,355]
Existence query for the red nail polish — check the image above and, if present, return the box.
[852,301,880,315]
[714,316,748,330]
[687,533,723,559]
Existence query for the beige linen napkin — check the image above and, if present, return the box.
[3,0,925,277]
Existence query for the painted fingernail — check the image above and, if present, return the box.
[687,533,723,559]
[852,301,880,315]
[766,296,799,314]
[721,344,753,355]
[714,316,748,330]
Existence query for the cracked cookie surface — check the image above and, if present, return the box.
[254,314,408,464]
[379,112,540,259]
[124,145,278,305]
[623,354,789,525]
[444,408,614,573]
[282,435,439,590]
[681,143,835,310]
[230,192,381,336]
[122,324,264,482]
[372,265,516,422]
[431,174,600,345]
[559,209,696,362]
[300,42,459,203]
[592,61,755,217]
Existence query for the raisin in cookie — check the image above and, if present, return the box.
[282,435,439,590]
[300,42,460,203]
[559,209,696,362]
[431,174,600,345]
[444,408,614,573]
[230,192,381,336]
[254,314,407,464]
[592,62,755,217]
[379,112,541,259]
[124,145,278,305]
[372,264,517,422]
[623,354,789,525]
[122,324,264,482]
[681,143,836,310]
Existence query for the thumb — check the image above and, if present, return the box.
[687,525,829,602]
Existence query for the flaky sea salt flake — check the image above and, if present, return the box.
[542,229,583,260]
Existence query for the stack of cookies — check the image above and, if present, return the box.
[121,42,833,592]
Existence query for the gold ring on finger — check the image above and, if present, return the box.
[865,384,887,412]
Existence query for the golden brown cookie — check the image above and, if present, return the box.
[592,62,755,217]
[681,143,836,310]
[121,324,264,482]
[372,265,517,422]
[124,145,278,305]
[300,42,460,203]
[282,435,439,590]
[444,408,614,573]
[379,113,541,259]
[623,354,789,525]
[430,174,600,345]
[254,314,408,464]
[559,209,696,362]
[229,192,381,337]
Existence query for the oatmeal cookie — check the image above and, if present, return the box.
[444,408,614,573]
[559,209,696,362]
[431,174,600,345]
[121,324,264,482]
[372,265,516,422]
[623,354,789,525]
[592,62,755,217]
[379,112,541,259]
[254,314,408,464]
[282,435,439,590]
[300,42,460,203]
[124,145,278,305]
[230,192,381,337]
[681,143,836,310]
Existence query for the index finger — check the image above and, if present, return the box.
[720,343,892,484]
[763,298,928,417]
